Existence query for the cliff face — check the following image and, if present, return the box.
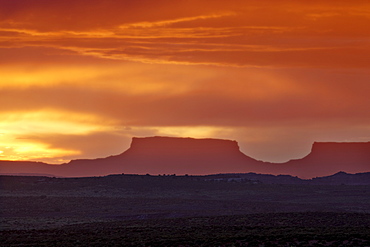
[310,142,370,160]
[125,136,243,158]
[114,136,261,175]
[0,137,369,178]
[282,142,370,178]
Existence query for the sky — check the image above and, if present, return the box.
[0,0,369,164]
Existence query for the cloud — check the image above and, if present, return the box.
[1,63,369,128]
[0,1,369,68]
[0,0,369,163]
[119,13,235,28]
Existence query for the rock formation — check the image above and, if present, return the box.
[64,136,264,176]
[0,137,369,178]
[278,142,370,178]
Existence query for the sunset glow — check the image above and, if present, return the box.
[1,0,369,163]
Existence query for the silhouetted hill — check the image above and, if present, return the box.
[0,137,369,178]
[205,171,370,185]
[311,171,370,185]
[205,173,306,184]
[0,161,58,176]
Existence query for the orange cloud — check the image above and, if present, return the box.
[1,0,369,68]
[119,13,236,28]
[0,0,369,163]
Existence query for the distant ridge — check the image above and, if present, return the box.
[0,137,369,178]
[0,173,58,177]
[205,171,370,185]
[310,171,370,185]
[1,171,369,186]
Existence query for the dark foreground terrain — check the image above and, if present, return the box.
[2,212,370,246]
[1,174,370,246]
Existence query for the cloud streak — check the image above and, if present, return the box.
[119,13,236,28]
[1,1,369,68]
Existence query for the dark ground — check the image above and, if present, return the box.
[1,174,370,246]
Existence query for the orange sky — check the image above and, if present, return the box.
[0,0,369,163]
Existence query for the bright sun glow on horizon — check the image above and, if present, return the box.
[0,110,115,162]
